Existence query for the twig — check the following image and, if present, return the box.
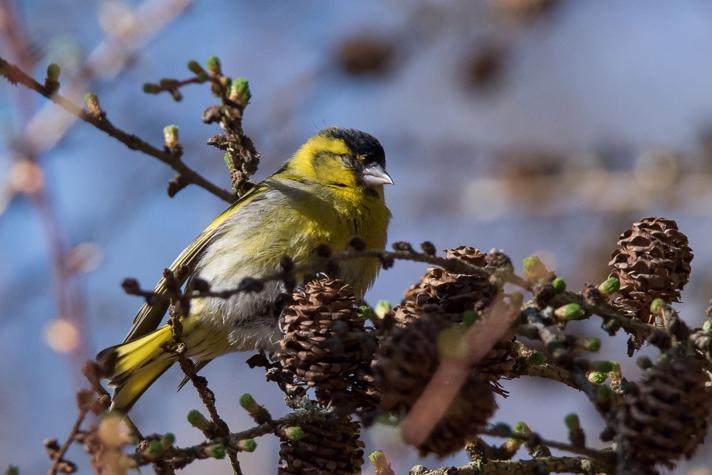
[0,56,235,202]
[410,455,606,475]
[47,408,88,475]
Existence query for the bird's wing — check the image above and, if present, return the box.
[122,185,266,343]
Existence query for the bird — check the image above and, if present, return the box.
[97,127,393,412]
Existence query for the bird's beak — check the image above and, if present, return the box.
[362,163,394,187]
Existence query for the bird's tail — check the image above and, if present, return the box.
[97,323,184,412]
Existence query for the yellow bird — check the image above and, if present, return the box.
[97,127,392,411]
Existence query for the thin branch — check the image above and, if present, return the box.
[47,407,88,475]
[410,455,606,475]
[0,56,235,202]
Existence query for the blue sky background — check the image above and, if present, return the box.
[2,0,712,473]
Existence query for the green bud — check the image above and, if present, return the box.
[229,76,251,105]
[608,360,621,373]
[282,426,304,441]
[650,298,666,314]
[146,439,164,457]
[206,442,225,459]
[163,125,179,149]
[579,337,601,352]
[237,439,257,452]
[597,276,620,295]
[187,409,210,430]
[564,413,580,430]
[357,305,374,320]
[206,56,222,75]
[369,450,386,464]
[522,255,549,282]
[187,60,205,75]
[703,320,712,332]
[462,310,478,327]
[142,83,161,94]
[161,433,175,449]
[591,360,615,373]
[551,277,566,293]
[527,351,547,366]
[587,371,607,385]
[512,421,530,436]
[46,63,61,81]
[5,466,19,475]
[636,356,653,369]
[239,393,258,412]
[83,92,103,117]
[374,300,392,319]
[554,303,585,321]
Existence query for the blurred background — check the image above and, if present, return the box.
[2,0,712,473]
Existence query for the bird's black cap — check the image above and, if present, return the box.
[322,127,386,168]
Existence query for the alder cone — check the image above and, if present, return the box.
[278,415,364,475]
[372,316,498,456]
[393,246,499,327]
[618,356,711,470]
[277,277,377,411]
[608,217,693,325]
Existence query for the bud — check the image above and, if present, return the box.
[527,351,547,366]
[206,442,226,459]
[369,450,393,473]
[650,298,666,315]
[145,439,164,458]
[554,303,585,321]
[551,277,566,293]
[83,93,103,118]
[206,56,222,75]
[357,305,374,320]
[522,255,550,282]
[595,385,613,410]
[591,360,615,373]
[578,337,601,352]
[44,63,61,94]
[703,320,712,332]
[237,439,256,452]
[587,371,607,385]
[420,241,437,255]
[187,409,210,431]
[374,300,392,319]
[564,413,580,431]
[187,60,205,76]
[142,83,161,94]
[163,125,179,150]
[597,276,620,296]
[281,426,304,441]
[161,433,175,449]
[239,393,258,412]
[228,76,251,105]
[513,421,530,436]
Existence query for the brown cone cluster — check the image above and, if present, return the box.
[608,217,693,325]
[278,415,364,475]
[618,356,711,470]
[372,316,499,456]
[277,277,378,411]
[393,246,500,327]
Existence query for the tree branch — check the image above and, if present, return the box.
[0,56,235,202]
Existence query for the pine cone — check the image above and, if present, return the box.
[618,356,711,470]
[278,415,364,474]
[372,316,498,456]
[393,247,498,327]
[608,217,693,325]
[277,278,378,411]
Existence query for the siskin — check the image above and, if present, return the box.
[97,128,392,411]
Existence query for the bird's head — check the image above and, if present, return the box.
[285,127,393,191]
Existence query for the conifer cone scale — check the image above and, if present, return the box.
[393,246,499,327]
[278,415,364,475]
[277,277,378,411]
[608,217,693,325]
[618,356,711,470]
